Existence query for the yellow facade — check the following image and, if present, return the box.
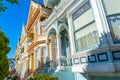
[26,1,51,76]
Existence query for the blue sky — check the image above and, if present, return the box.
[0,0,43,58]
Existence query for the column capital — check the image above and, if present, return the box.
[46,39,50,45]
[66,13,71,19]
[56,34,61,38]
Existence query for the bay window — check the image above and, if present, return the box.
[35,50,38,68]
[72,1,99,52]
[102,0,120,44]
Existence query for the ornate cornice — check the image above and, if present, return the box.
[66,13,71,19]
[28,40,46,52]
[56,34,61,38]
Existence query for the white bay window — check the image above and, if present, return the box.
[102,0,120,44]
[72,1,99,52]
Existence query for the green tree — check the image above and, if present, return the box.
[0,0,18,79]
[0,29,10,80]
[0,0,19,15]
[11,72,18,80]
[29,74,58,80]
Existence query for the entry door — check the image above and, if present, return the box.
[61,30,71,57]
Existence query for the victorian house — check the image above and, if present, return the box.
[15,0,120,80]
[26,1,51,76]
[15,1,51,79]
[15,25,29,79]
[43,0,120,80]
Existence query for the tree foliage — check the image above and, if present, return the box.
[0,0,19,15]
[0,29,10,80]
[11,72,18,80]
[0,0,18,79]
[29,74,58,80]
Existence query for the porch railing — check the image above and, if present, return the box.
[60,57,72,66]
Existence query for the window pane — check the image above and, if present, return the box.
[107,16,120,43]
[72,1,91,20]
[73,9,94,31]
[75,22,99,51]
[102,0,120,15]
[35,24,38,38]
[73,1,99,52]
[102,0,120,44]
[40,25,45,34]
[41,47,46,57]
[75,22,97,40]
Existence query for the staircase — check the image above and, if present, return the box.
[55,67,75,80]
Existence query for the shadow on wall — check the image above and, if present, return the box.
[73,32,120,80]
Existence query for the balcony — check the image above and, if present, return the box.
[28,34,46,51]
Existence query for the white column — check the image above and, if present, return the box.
[90,0,109,47]
[66,13,75,55]
[46,40,49,61]
[37,20,40,35]
[56,34,62,59]
[38,47,41,67]
[95,0,113,46]
[56,34,62,66]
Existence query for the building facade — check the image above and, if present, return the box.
[26,1,51,76]
[15,25,29,79]
[44,0,120,80]
[15,1,52,79]
[15,0,120,80]
[9,58,15,76]
[9,58,15,71]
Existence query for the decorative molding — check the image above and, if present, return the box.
[56,34,61,38]
[112,51,120,60]
[66,13,71,19]
[72,1,90,20]
[97,52,108,62]
[28,40,46,51]
[88,54,97,63]
[80,56,87,63]
[73,58,79,64]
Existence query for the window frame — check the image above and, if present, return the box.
[71,1,100,52]
[102,0,120,44]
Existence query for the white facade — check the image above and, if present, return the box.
[15,25,29,79]
[15,0,120,80]
[44,0,120,80]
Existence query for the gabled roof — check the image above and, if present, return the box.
[26,1,40,32]
[26,1,52,33]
